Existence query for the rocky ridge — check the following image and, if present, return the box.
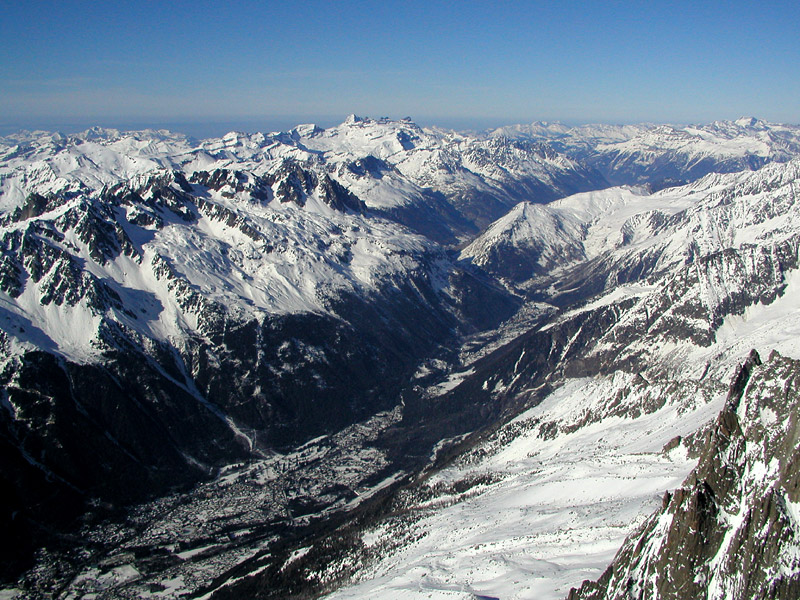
[0,117,609,246]
[568,349,800,600]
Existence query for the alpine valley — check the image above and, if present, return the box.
[2,115,800,600]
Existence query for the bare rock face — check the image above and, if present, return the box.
[567,349,800,600]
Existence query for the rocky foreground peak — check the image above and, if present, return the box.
[568,349,800,600]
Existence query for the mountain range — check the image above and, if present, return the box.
[2,115,800,599]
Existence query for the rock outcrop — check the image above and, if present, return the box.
[568,350,800,600]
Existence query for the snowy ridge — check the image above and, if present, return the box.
[0,164,446,362]
[462,159,800,295]
[0,115,615,359]
[489,117,800,186]
[458,201,586,280]
[0,116,607,242]
[490,121,651,151]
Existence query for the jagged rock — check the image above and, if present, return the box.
[194,197,263,241]
[10,193,58,222]
[567,350,800,600]
[267,161,317,206]
[190,169,271,202]
[318,174,366,212]
[343,155,392,179]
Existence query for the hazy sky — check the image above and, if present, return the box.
[2,0,799,135]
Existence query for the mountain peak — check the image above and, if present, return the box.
[289,123,323,140]
[735,116,763,128]
[77,126,122,141]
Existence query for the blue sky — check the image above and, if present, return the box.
[2,0,798,135]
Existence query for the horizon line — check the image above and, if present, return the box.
[1,113,795,140]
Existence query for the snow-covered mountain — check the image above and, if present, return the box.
[0,121,537,581]
[462,159,800,302]
[3,117,800,599]
[0,117,608,247]
[186,153,800,600]
[491,117,800,188]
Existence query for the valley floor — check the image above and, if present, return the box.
[323,379,720,600]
